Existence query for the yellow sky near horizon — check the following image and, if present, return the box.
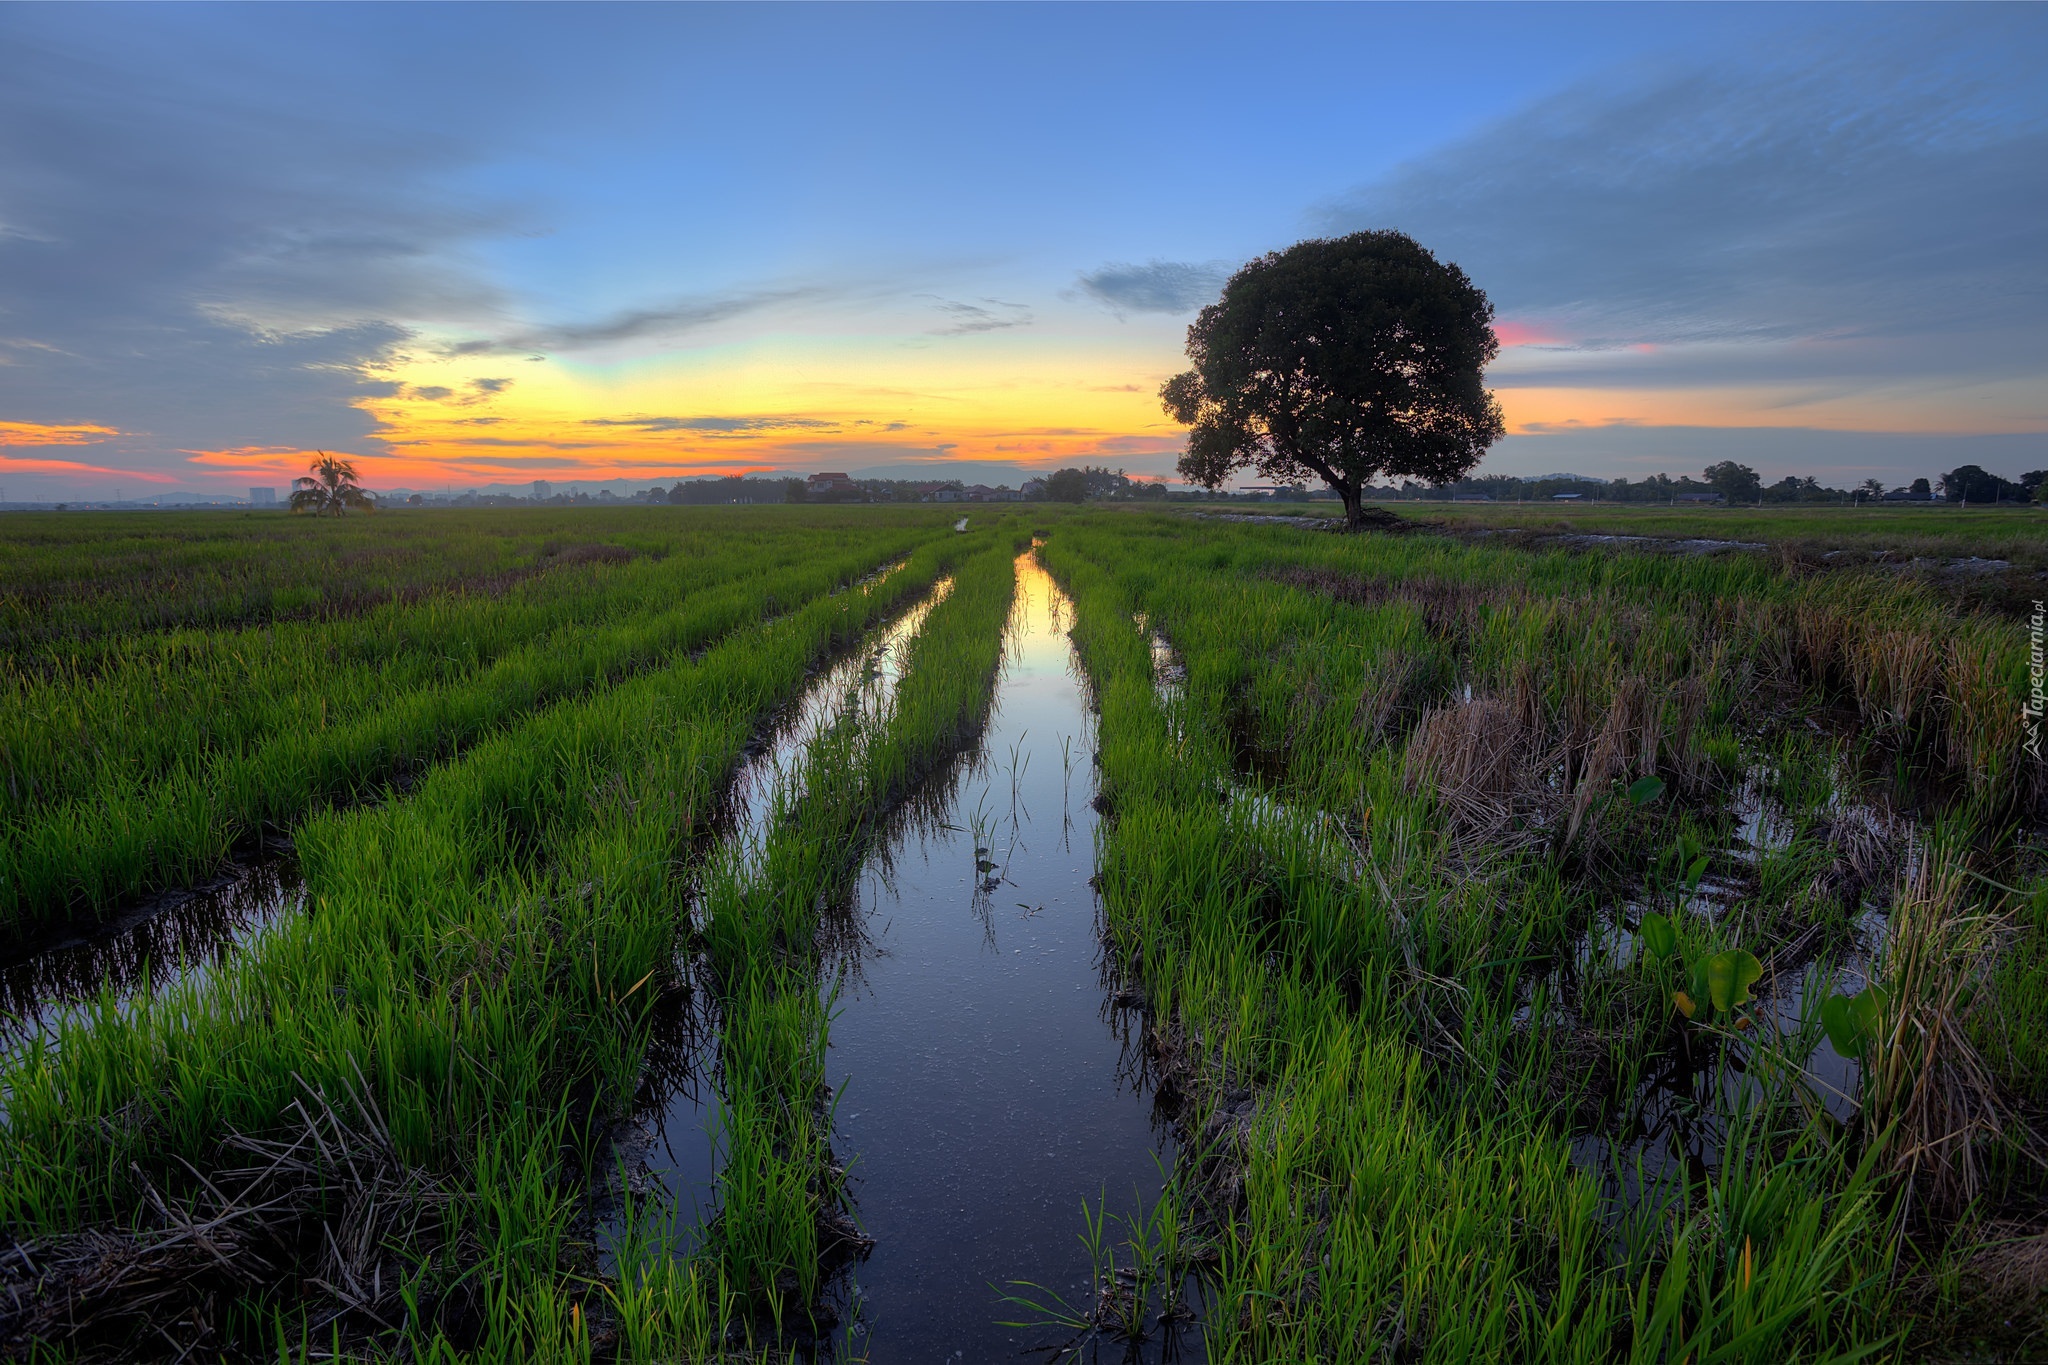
[21,328,2043,492]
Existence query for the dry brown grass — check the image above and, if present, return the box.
[1863,854,2035,1223]
[0,1065,456,1360]
[1401,665,1709,859]
[1967,1218,2048,1306]
[1401,697,1555,858]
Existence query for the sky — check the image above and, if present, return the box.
[1,2,2044,499]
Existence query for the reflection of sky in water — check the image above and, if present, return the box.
[624,571,947,1258]
[1566,762,1908,1219]
[824,552,1175,1360]
[0,857,302,1062]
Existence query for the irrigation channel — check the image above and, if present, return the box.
[0,853,302,1062]
[619,549,1192,1360]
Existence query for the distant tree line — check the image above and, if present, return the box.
[1042,466,1171,503]
[1363,462,2048,506]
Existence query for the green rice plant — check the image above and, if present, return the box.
[675,531,1028,1336]
[0,522,980,1356]
[0,524,949,937]
[1037,515,1936,1362]
[1855,846,2020,1222]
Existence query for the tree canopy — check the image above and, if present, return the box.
[288,453,374,516]
[1044,468,1088,503]
[1162,230,1504,530]
[1703,461,1763,504]
[1941,464,2032,504]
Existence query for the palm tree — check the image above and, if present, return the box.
[289,452,375,516]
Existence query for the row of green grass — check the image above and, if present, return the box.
[0,518,950,939]
[1,505,876,657]
[1209,498,2048,569]
[0,513,903,812]
[608,529,1030,1352]
[1039,512,2043,1361]
[0,523,989,1358]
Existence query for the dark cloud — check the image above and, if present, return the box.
[448,289,829,356]
[922,296,1032,335]
[1320,20,2048,389]
[580,414,839,434]
[1077,260,1229,317]
[0,16,508,474]
[405,377,514,406]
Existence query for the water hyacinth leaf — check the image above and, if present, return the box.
[1821,993,1866,1059]
[1823,984,1891,1058]
[1707,949,1763,1015]
[1690,958,1715,1015]
[1639,912,1679,960]
[1627,775,1667,807]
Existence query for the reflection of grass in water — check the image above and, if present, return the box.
[1040,511,2044,1361]
[0,516,950,941]
[639,531,1030,1350]
[0,522,978,1358]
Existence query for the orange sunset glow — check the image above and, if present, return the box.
[0,5,2039,500]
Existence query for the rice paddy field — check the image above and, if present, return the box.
[1,503,2045,1362]
[1242,500,2048,574]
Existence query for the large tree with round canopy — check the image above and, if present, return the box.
[1163,230,1505,530]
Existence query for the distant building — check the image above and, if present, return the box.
[1882,487,1932,502]
[807,471,856,496]
[249,487,276,505]
[1551,492,1585,501]
[532,480,552,501]
[1020,478,1046,499]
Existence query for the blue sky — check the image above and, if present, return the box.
[1,2,2042,497]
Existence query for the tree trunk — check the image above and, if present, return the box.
[1337,479,1365,531]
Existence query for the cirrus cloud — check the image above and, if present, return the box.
[1077,260,1229,317]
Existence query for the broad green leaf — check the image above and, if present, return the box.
[1638,913,1679,960]
[1690,959,1714,1014]
[1820,993,1864,1059]
[1627,775,1666,807]
[1707,949,1763,1015]
[1821,985,1889,1059]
